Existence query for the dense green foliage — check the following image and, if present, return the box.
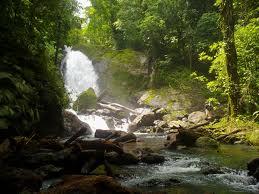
[82,0,258,118]
[0,0,80,135]
[1,0,258,137]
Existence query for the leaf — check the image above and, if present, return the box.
[0,118,9,129]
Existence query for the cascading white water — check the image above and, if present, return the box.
[63,46,100,101]
[62,46,129,133]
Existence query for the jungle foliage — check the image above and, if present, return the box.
[81,0,258,118]
[0,0,80,135]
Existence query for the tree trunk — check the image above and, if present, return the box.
[54,19,61,66]
[220,0,240,117]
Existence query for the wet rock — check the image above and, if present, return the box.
[95,129,114,138]
[141,153,165,164]
[114,133,137,143]
[156,120,168,128]
[201,167,224,175]
[176,114,188,121]
[254,168,259,181]
[168,120,189,128]
[35,165,63,180]
[105,152,139,165]
[188,111,207,124]
[42,175,141,194]
[39,138,64,151]
[247,158,259,181]
[128,110,156,132]
[128,122,138,132]
[140,178,180,187]
[195,137,219,149]
[134,111,155,126]
[153,108,168,120]
[132,148,164,164]
[0,167,42,194]
[165,129,200,149]
[63,109,92,135]
[165,132,180,149]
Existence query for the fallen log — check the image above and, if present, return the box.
[104,131,127,141]
[97,103,121,112]
[187,121,210,130]
[216,129,243,141]
[76,139,124,154]
[100,101,138,114]
[113,133,137,143]
[64,127,89,146]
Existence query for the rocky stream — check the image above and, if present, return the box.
[0,48,258,194]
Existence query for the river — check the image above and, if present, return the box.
[61,48,259,194]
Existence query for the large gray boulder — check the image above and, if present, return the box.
[188,111,207,124]
[63,110,92,135]
[128,110,156,132]
[247,158,259,181]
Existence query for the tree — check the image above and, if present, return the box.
[219,0,240,117]
[0,0,79,135]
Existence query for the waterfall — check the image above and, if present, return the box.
[62,46,130,133]
[62,46,100,102]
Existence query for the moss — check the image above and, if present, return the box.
[195,137,220,148]
[72,88,97,111]
[205,117,259,145]
[143,90,157,105]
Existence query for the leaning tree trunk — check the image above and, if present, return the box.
[220,0,240,117]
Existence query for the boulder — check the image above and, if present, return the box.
[105,152,139,165]
[195,137,219,149]
[73,88,97,111]
[63,109,92,135]
[201,167,224,175]
[128,110,156,132]
[188,111,207,124]
[134,111,155,126]
[34,165,63,180]
[95,129,114,138]
[0,167,42,194]
[113,133,137,143]
[168,120,190,129]
[154,120,168,128]
[165,129,200,149]
[247,158,259,181]
[127,122,138,132]
[153,108,168,120]
[141,153,165,164]
[41,175,141,194]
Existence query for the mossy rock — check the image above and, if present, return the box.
[195,136,220,149]
[73,88,97,111]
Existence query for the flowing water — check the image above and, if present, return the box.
[62,47,129,133]
[62,46,100,101]
[62,48,259,194]
[120,137,259,194]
